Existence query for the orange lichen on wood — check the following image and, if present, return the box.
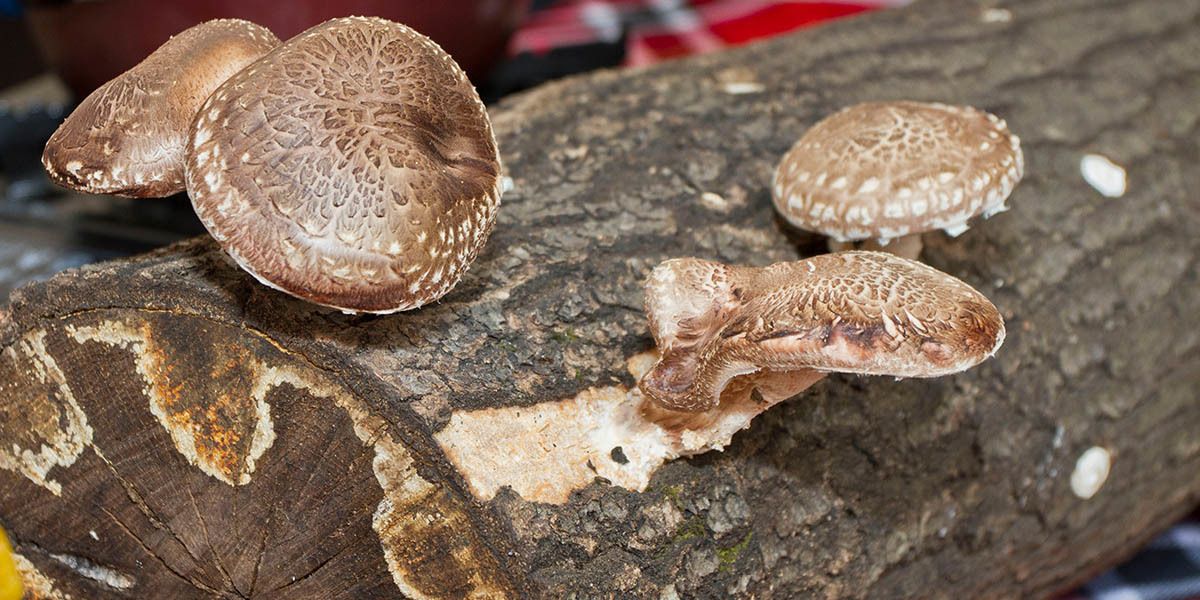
[67,320,275,486]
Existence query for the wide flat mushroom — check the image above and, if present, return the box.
[42,19,279,197]
[640,251,1005,411]
[773,101,1023,259]
[187,17,504,314]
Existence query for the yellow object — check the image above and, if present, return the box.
[0,527,21,600]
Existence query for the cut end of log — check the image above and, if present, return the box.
[1,311,518,598]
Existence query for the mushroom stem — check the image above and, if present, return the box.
[828,234,923,260]
[638,367,827,456]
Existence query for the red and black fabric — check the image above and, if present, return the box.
[488,0,904,95]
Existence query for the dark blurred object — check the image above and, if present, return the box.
[1063,512,1200,600]
[486,36,626,100]
[0,15,45,87]
[0,74,203,300]
[506,0,891,66]
[23,0,530,97]
[0,102,62,199]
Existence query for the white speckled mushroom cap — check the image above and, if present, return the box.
[42,19,279,198]
[186,17,503,314]
[772,101,1023,242]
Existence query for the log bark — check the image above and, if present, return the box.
[3,0,1199,597]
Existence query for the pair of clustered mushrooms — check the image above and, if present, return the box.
[43,17,1017,429]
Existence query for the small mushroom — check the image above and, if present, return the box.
[772,101,1023,259]
[187,17,504,314]
[640,251,1005,412]
[42,19,280,197]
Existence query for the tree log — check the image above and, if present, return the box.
[3,0,1199,597]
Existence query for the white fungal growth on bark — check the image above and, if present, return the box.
[1070,446,1112,499]
[980,8,1013,23]
[435,352,825,504]
[48,551,136,590]
[0,330,93,496]
[1080,154,1127,198]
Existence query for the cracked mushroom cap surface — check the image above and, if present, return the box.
[187,17,503,314]
[772,101,1023,242]
[42,19,280,198]
[640,251,1005,411]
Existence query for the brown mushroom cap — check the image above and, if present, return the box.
[640,251,1005,412]
[187,17,503,314]
[772,101,1023,242]
[42,19,279,198]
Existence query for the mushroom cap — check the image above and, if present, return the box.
[640,252,1005,411]
[42,19,279,198]
[186,17,503,314]
[772,101,1023,242]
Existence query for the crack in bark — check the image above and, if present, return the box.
[186,484,245,598]
[13,537,136,592]
[247,504,272,598]
[265,542,354,595]
[91,446,224,594]
[101,506,229,598]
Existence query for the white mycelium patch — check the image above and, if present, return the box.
[436,385,671,503]
[981,7,1013,23]
[48,551,135,590]
[721,81,765,95]
[435,353,825,504]
[699,191,731,212]
[1080,153,1127,198]
[0,330,93,496]
[1070,446,1112,499]
[12,553,73,599]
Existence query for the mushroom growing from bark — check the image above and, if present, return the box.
[436,251,1005,504]
[42,19,280,197]
[640,251,1005,411]
[772,101,1023,259]
[187,17,504,314]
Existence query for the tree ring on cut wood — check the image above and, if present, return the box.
[0,310,518,598]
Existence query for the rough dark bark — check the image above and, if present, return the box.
[2,0,1199,597]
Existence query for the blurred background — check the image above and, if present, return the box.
[0,1,1195,598]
